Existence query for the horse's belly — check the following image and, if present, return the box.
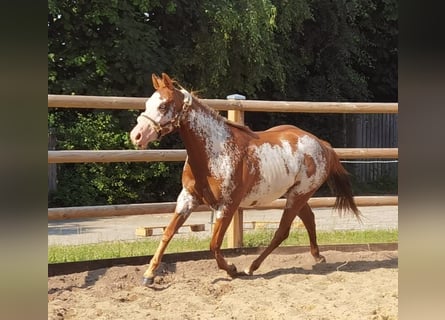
[240,181,293,207]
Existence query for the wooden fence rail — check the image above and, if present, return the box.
[48,148,398,163]
[48,94,398,248]
[48,196,398,221]
[48,94,398,113]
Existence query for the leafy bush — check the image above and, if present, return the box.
[48,109,183,207]
[48,0,398,207]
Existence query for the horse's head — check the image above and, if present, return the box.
[130,73,192,149]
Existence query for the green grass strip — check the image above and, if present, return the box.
[48,229,398,263]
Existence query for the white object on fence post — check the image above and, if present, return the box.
[226,93,246,248]
[226,93,246,100]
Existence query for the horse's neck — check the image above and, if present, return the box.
[181,103,233,154]
[179,103,241,174]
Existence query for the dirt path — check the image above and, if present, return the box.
[48,249,398,320]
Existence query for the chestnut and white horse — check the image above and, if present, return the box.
[130,73,360,285]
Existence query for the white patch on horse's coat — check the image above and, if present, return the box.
[293,135,327,194]
[241,135,327,207]
[175,188,197,215]
[141,92,167,122]
[241,140,299,206]
[214,208,224,220]
[187,109,239,202]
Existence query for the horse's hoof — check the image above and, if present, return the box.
[142,277,154,286]
[243,268,253,276]
[227,263,238,278]
[315,255,326,263]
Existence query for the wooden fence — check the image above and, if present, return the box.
[48,94,398,248]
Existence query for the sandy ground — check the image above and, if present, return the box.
[48,249,398,320]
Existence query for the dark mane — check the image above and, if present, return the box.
[190,92,259,139]
[226,120,259,138]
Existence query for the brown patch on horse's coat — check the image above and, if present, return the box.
[304,154,316,178]
[283,162,290,175]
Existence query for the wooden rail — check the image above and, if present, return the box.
[48,94,398,248]
[48,94,398,113]
[48,196,398,221]
[48,148,398,163]
[48,149,188,163]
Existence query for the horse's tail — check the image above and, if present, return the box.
[326,148,361,220]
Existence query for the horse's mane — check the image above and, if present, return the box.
[226,119,259,139]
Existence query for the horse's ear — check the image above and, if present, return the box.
[152,73,161,89]
[161,73,174,89]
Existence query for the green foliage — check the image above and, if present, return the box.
[48,0,165,96]
[48,109,182,206]
[48,0,397,207]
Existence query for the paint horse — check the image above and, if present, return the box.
[130,73,361,285]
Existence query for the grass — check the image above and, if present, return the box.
[48,229,398,264]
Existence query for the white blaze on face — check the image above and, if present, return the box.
[241,135,327,207]
[187,109,238,201]
[140,92,167,122]
[130,91,171,148]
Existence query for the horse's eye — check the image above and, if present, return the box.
[159,104,167,113]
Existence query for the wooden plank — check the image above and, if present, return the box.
[48,94,147,110]
[251,220,304,230]
[135,224,206,237]
[48,131,57,192]
[227,209,243,248]
[227,108,244,248]
[48,196,398,221]
[334,148,398,159]
[48,149,187,163]
[48,148,398,164]
[247,196,398,210]
[48,202,210,220]
[135,227,153,237]
[48,94,398,113]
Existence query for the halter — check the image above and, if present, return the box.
[139,89,193,140]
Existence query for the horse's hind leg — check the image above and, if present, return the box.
[298,203,326,263]
[244,196,311,276]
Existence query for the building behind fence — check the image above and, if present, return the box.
[347,114,398,183]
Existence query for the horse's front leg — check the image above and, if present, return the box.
[142,188,198,286]
[209,206,238,278]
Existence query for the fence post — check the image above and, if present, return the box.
[226,94,245,248]
[48,128,57,193]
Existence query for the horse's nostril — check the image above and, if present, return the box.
[135,133,141,141]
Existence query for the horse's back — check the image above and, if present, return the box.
[253,124,321,146]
